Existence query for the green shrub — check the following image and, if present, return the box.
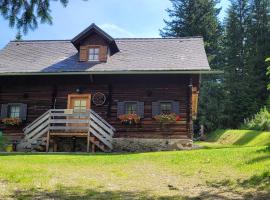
[0,132,8,151]
[242,107,270,131]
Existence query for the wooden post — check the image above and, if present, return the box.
[87,134,90,153]
[53,137,58,152]
[188,76,193,140]
[46,131,50,152]
[91,141,96,153]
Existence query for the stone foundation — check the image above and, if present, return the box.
[112,138,193,152]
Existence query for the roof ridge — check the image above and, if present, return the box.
[115,36,203,40]
[9,36,203,43]
[10,40,71,43]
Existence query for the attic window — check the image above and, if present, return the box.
[89,47,99,61]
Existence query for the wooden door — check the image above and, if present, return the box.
[67,94,91,111]
[67,94,91,131]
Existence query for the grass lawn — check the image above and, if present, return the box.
[1,130,270,199]
[0,148,270,199]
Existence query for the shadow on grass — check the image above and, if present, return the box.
[247,146,270,164]
[205,129,227,142]
[6,185,270,200]
[0,152,148,157]
[6,186,195,200]
[206,172,270,200]
[233,130,262,145]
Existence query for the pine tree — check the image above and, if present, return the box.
[161,0,224,131]
[160,0,222,63]
[0,0,86,35]
[223,0,256,127]
[15,31,23,41]
[246,0,270,107]
[223,0,270,128]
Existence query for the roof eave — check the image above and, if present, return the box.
[0,70,222,76]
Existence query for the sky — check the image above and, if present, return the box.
[0,0,230,49]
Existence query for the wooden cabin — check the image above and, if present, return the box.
[0,24,211,152]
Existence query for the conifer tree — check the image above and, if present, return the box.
[161,0,224,131]
[0,0,86,35]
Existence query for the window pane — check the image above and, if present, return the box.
[89,48,100,61]
[94,55,99,60]
[160,102,172,114]
[89,48,94,54]
[9,105,20,118]
[74,100,81,107]
[125,103,137,114]
[80,100,86,107]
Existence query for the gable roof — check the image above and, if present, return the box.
[71,23,119,53]
[0,37,211,75]
[72,23,114,45]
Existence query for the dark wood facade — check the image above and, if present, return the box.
[0,74,199,142]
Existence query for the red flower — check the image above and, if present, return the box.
[175,115,181,121]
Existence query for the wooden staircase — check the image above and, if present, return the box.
[17,109,115,152]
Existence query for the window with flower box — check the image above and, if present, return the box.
[0,103,27,120]
[117,101,144,118]
[152,101,180,117]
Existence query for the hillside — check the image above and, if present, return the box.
[197,129,270,148]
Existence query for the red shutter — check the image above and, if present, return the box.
[79,46,88,62]
[99,46,108,62]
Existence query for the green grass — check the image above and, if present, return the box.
[196,129,270,149]
[0,129,270,199]
[0,146,270,199]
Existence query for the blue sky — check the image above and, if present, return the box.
[0,0,230,49]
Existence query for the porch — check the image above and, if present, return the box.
[17,109,115,152]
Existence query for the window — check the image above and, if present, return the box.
[8,105,20,118]
[125,102,137,114]
[160,102,173,114]
[89,47,99,61]
[73,100,87,113]
[117,101,144,118]
[152,101,180,117]
[1,103,27,120]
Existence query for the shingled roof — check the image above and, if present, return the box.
[0,37,210,74]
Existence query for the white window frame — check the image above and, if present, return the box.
[88,47,100,61]
[8,105,21,118]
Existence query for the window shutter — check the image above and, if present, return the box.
[99,46,108,62]
[137,102,144,118]
[117,102,125,117]
[79,46,88,62]
[19,103,27,120]
[152,102,160,117]
[172,101,180,115]
[0,104,8,118]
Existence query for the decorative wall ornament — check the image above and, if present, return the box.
[92,92,106,106]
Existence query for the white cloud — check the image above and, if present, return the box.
[99,23,136,38]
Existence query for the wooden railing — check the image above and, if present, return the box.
[18,109,115,151]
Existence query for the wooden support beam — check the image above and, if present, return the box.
[53,138,58,152]
[91,140,95,153]
[46,131,50,152]
[87,133,90,153]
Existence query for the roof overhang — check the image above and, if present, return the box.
[0,70,223,76]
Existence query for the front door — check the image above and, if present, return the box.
[67,94,91,111]
[67,94,91,130]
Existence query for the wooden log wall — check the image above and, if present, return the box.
[0,74,197,142]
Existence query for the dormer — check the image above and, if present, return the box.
[71,23,119,62]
